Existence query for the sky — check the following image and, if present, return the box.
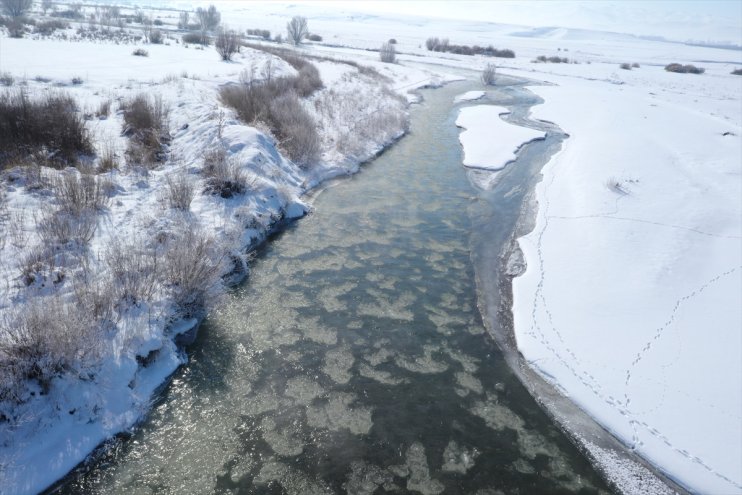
[326,0,742,44]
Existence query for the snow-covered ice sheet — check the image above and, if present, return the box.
[454,90,486,102]
[456,105,545,171]
[512,66,742,494]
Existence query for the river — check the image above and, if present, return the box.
[53,78,613,494]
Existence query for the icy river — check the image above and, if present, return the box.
[53,79,614,494]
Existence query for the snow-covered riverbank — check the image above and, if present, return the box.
[511,58,741,494]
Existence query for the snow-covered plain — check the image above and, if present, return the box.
[456,104,545,171]
[512,67,742,494]
[0,1,740,494]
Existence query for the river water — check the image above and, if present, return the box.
[55,79,613,494]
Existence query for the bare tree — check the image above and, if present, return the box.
[286,16,308,46]
[215,28,239,61]
[379,42,396,63]
[1,0,32,18]
[481,63,496,85]
[41,0,53,15]
[196,4,220,33]
[178,11,189,30]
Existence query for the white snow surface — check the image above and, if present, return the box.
[454,90,486,103]
[456,105,545,171]
[512,60,742,494]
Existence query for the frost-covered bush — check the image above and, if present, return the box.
[379,42,396,63]
[162,227,223,316]
[34,19,68,35]
[0,89,92,168]
[149,28,163,44]
[121,93,169,166]
[182,31,209,45]
[202,147,255,197]
[0,299,100,401]
[164,171,195,209]
[215,28,239,61]
[0,72,13,86]
[105,236,159,306]
[51,170,109,214]
[36,208,98,245]
[665,63,705,74]
[481,63,496,85]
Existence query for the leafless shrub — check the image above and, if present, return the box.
[0,298,100,401]
[534,55,570,63]
[8,210,29,249]
[307,33,322,42]
[631,62,640,68]
[202,147,254,197]
[665,63,705,74]
[96,98,111,118]
[132,48,149,57]
[36,208,98,246]
[121,93,169,166]
[379,42,396,63]
[71,76,84,85]
[164,171,195,209]
[162,227,223,315]
[97,140,119,172]
[149,28,163,44]
[286,16,308,46]
[732,68,742,76]
[620,63,632,70]
[104,236,159,306]
[182,31,209,45]
[481,63,496,85]
[73,258,116,323]
[215,27,239,61]
[246,28,270,39]
[0,72,14,86]
[0,89,92,169]
[51,170,109,214]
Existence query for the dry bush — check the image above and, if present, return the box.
[0,72,14,86]
[307,33,322,42]
[0,298,100,400]
[104,236,159,306]
[0,89,92,169]
[215,28,239,61]
[132,48,149,57]
[96,99,111,119]
[620,63,632,70]
[182,31,209,45]
[164,171,195,209]
[121,93,169,166]
[631,62,640,68]
[149,28,163,44]
[97,140,119,172]
[732,68,742,76]
[220,49,321,167]
[665,63,705,74]
[379,42,396,63]
[202,147,255,197]
[36,208,98,246]
[51,170,109,214]
[162,227,223,315]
